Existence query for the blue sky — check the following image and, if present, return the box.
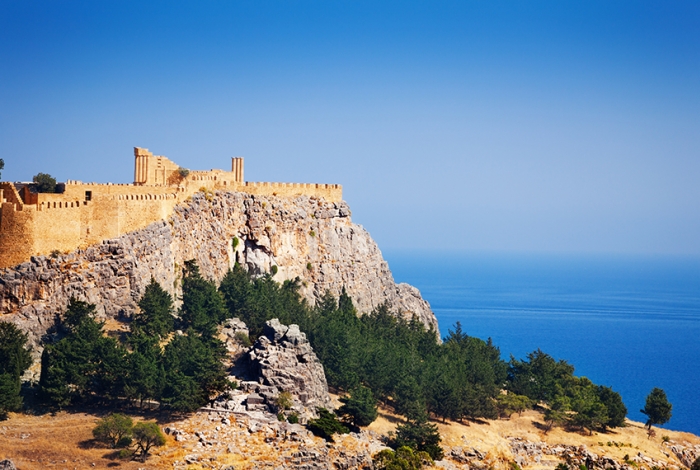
[1,1,699,255]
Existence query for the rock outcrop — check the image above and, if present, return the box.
[0,191,437,347]
[245,319,332,418]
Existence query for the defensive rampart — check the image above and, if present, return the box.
[0,147,342,268]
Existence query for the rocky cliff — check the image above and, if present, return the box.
[0,191,437,346]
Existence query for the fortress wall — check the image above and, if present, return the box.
[0,202,36,268]
[0,183,24,206]
[0,184,34,268]
[60,182,178,199]
[242,182,342,202]
[116,195,179,236]
[31,202,83,257]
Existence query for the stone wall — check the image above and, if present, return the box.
[0,191,437,348]
[0,176,341,269]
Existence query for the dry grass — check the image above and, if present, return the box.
[1,403,698,470]
[0,411,173,470]
[368,405,700,469]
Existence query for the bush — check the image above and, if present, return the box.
[373,446,433,470]
[234,331,252,347]
[93,413,134,448]
[691,457,700,470]
[306,408,349,442]
[276,391,293,411]
[288,413,299,424]
[133,421,166,461]
[118,448,135,460]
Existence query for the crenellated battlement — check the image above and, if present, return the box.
[0,147,342,268]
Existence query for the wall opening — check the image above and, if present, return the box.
[85,190,92,201]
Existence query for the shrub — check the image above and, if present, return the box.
[373,446,433,470]
[178,167,190,178]
[306,408,349,442]
[270,265,278,276]
[92,413,134,448]
[690,457,700,470]
[306,262,313,271]
[133,421,166,461]
[118,448,135,460]
[276,391,293,411]
[288,413,299,424]
[309,230,316,237]
[232,237,239,250]
[234,331,252,348]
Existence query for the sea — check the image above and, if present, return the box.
[384,251,700,436]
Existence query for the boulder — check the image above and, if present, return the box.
[247,319,332,418]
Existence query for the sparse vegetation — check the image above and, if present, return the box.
[234,331,252,347]
[276,391,293,411]
[232,236,239,250]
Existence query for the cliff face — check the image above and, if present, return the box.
[0,191,437,345]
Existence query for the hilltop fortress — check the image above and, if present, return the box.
[0,147,341,269]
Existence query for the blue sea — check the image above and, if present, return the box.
[384,252,700,435]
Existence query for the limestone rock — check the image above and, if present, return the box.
[247,319,332,418]
[0,460,16,470]
[0,192,437,349]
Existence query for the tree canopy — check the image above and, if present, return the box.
[32,172,57,193]
[641,388,672,429]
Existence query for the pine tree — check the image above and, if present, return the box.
[337,385,378,427]
[179,261,227,337]
[0,322,32,418]
[134,278,174,338]
[641,388,672,430]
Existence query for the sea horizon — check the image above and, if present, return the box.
[384,250,700,435]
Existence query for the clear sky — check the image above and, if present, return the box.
[1,1,699,255]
